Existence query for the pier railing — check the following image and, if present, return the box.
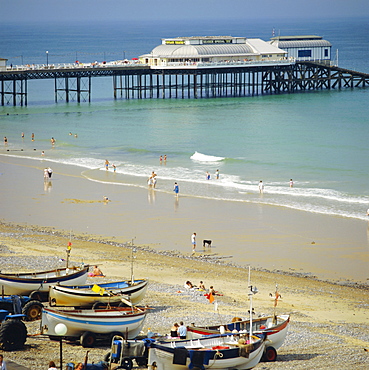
[1,60,368,106]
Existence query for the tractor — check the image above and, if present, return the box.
[0,309,27,350]
[0,294,43,321]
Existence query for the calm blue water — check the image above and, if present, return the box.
[1,17,368,221]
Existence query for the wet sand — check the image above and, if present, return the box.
[0,154,368,284]
[0,153,369,369]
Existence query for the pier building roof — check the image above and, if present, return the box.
[140,36,287,64]
[270,35,332,48]
[150,43,255,57]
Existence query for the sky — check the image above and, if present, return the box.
[0,0,368,23]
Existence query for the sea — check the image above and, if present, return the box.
[1,17,369,222]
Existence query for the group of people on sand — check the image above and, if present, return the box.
[184,280,222,296]
[170,321,187,339]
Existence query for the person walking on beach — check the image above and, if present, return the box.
[191,232,196,253]
[47,167,53,179]
[258,180,264,194]
[0,354,7,370]
[206,171,211,180]
[4,136,7,145]
[215,169,219,179]
[173,182,179,197]
[105,159,109,170]
[290,179,294,187]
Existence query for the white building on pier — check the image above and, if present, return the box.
[269,35,332,62]
[140,36,288,67]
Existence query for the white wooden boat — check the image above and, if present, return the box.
[0,266,89,297]
[41,306,146,346]
[148,333,266,369]
[49,279,148,308]
[187,314,290,361]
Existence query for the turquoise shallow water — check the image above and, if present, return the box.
[1,17,369,221]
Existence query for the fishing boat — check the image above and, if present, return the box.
[148,333,266,370]
[41,306,147,347]
[0,266,90,299]
[187,314,290,361]
[48,279,148,308]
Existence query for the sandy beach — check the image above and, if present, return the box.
[0,154,368,284]
[0,154,368,369]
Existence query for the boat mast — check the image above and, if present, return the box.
[247,266,258,340]
[130,237,136,284]
[66,229,72,269]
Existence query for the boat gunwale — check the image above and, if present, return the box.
[0,266,90,284]
[43,306,147,320]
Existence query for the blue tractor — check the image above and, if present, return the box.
[0,294,43,321]
[0,309,27,350]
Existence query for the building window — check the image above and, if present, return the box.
[324,49,329,57]
[298,50,312,58]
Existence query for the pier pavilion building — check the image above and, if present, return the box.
[139,36,288,67]
[269,35,332,63]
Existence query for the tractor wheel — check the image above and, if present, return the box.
[0,319,27,350]
[120,358,133,370]
[22,300,43,321]
[80,331,96,348]
[262,346,277,362]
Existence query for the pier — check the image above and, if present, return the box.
[0,61,368,106]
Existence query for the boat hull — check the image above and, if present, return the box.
[148,334,265,370]
[41,306,146,339]
[49,279,148,307]
[187,315,290,351]
[0,266,89,296]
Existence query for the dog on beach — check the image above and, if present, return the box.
[203,239,212,247]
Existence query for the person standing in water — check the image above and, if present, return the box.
[258,180,264,194]
[191,232,196,253]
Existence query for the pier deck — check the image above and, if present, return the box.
[0,61,368,106]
